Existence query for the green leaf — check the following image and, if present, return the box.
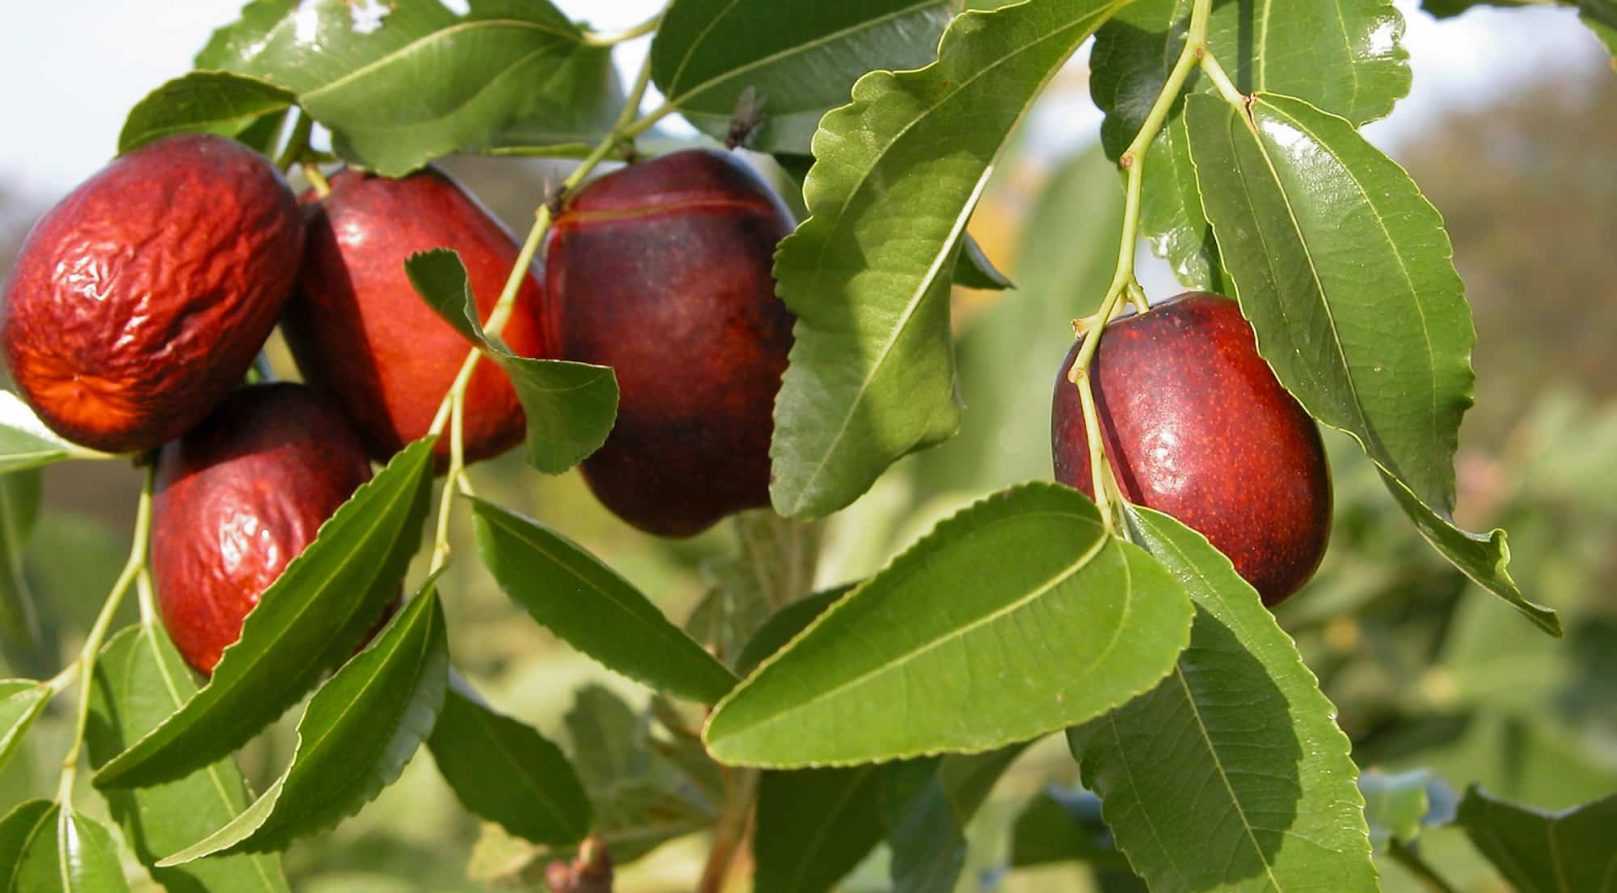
[0,681,48,778]
[953,233,1015,291]
[406,249,617,473]
[1455,787,1617,892]
[158,580,449,864]
[0,800,54,886]
[1184,92,1558,635]
[0,471,44,672]
[564,685,719,863]
[706,483,1192,767]
[1068,506,1376,893]
[1010,787,1130,869]
[650,0,954,154]
[197,0,620,176]
[0,392,104,474]
[755,765,887,893]
[769,0,1129,518]
[11,805,129,893]
[1090,0,1410,287]
[95,437,435,788]
[118,71,294,155]
[884,746,1025,892]
[735,586,851,675]
[428,673,592,845]
[86,625,289,892]
[471,498,737,704]
[1360,769,1456,852]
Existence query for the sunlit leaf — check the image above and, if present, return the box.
[157,581,448,863]
[1185,92,1557,635]
[0,392,105,474]
[95,438,435,788]
[472,499,737,704]
[650,0,953,153]
[118,71,293,154]
[707,483,1192,766]
[0,681,48,775]
[87,625,289,891]
[1069,506,1376,892]
[407,249,617,473]
[769,0,1129,518]
[11,804,129,893]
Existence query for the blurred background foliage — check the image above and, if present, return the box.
[0,41,1612,893]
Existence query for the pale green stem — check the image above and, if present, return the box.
[58,465,155,803]
[582,11,662,46]
[274,110,314,172]
[1065,0,1216,534]
[423,46,664,567]
[302,161,332,198]
[1200,52,1248,109]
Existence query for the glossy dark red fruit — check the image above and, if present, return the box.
[1051,292,1331,605]
[544,149,796,537]
[284,167,547,465]
[150,383,374,674]
[0,134,303,453]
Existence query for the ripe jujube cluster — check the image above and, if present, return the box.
[0,136,796,671]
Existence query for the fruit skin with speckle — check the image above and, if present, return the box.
[283,167,548,466]
[151,383,375,675]
[544,149,796,537]
[0,134,303,453]
[1051,292,1332,605]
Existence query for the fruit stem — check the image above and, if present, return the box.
[302,161,333,199]
[274,110,314,172]
[425,46,667,565]
[1065,0,1215,534]
[698,764,758,893]
[582,10,663,47]
[57,464,155,804]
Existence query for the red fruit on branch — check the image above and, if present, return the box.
[544,149,796,537]
[0,134,303,453]
[284,167,547,465]
[150,384,375,675]
[1051,292,1332,605]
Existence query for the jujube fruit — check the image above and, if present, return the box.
[0,134,303,453]
[283,167,547,465]
[544,149,796,537]
[150,383,375,674]
[1050,292,1331,605]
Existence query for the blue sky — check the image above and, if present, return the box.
[0,0,1604,209]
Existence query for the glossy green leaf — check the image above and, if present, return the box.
[1185,92,1558,635]
[95,437,435,788]
[1359,769,1456,851]
[0,392,104,474]
[428,674,591,845]
[650,0,953,154]
[706,483,1192,766]
[1010,787,1130,869]
[735,587,850,675]
[1068,506,1376,893]
[86,625,289,892]
[406,249,618,473]
[0,800,54,886]
[0,471,44,672]
[118,71,293,154]
[11,805,128,893]
[769,0,1129,518]
[158,581,448,864]
[953,233,1015,291]
[1090,0,1409,287]
[197,0,620,176]
[0,681,48,777]
[471,498,737,704]
[1455,787,1617,892]
[755,765,886,893]
[564,685,719,863]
